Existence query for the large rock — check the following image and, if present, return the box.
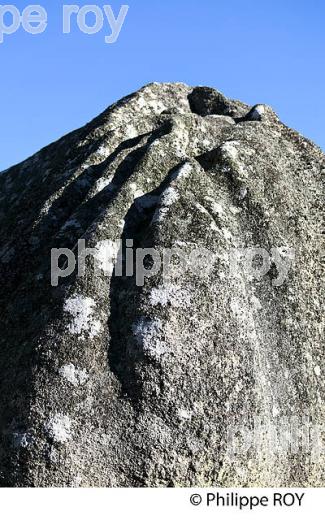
[0,83,323,487]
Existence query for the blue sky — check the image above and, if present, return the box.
[0,0,324,171]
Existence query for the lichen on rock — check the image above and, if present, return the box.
[0,82,323,487]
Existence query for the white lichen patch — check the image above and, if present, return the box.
[146,96,167,114]
[211,202,224,215]
[125,125,138,139]
[239,186,248,200]
[134,189,144,199]
[71,475,83,487]
[135,94,167,115]
[272,406,280,418]
[152,186,179,223]
[204,197,225,217]
[251,295,262,310]
[314,365,321,377]
[220,140,241,160]
[93,176,114,195]
[230,297,244,317]
[118,218,125,230]
[129,182,145,201]
[136,96,146,109]
[203,139,212,148]
[64,296,102,339]
[132,318,168,358]
[93,239,120,276]
[222,228,233,241]
[162,187,180,205]
[149,284,191,308]
[171,162,193,181]
[45,414,72,443]
[210,221,219,232]
[49,446,59,463]
[59,363,89,386]
[177,409,192,420]
[95,143,110,159]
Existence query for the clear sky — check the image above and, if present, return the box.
[0,0,324,171]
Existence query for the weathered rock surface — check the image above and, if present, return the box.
[0,82,323,487]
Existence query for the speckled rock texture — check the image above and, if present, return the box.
[0,83,323,487]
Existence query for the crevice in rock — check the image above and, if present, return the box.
[107,163,186,405]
